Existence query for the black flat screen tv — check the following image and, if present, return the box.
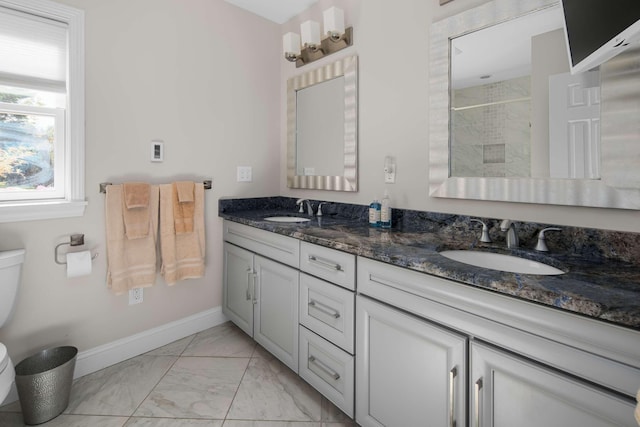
[561,0,640,74]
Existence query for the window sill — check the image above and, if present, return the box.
[0,199,87,223]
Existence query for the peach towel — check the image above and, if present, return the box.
[122,182,151,239]
[105,184,159,295]
[123,182,150,208]
[159,183,205,285]
[173,181,195,234]
[175,181,194,202]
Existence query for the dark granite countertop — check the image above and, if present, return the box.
[219,197,640,331]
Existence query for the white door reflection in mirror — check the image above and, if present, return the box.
[549,70,600,179]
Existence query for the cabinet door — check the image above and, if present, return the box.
[356,296,467,427]
[470,341,636,427]
[222,243,254,336]
[254,255,300,373]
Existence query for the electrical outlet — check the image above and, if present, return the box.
[237,166,252,182]
[129,288,143,305]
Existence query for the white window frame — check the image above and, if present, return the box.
[0,0,85,222]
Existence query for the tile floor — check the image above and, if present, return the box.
[0,322,357,427]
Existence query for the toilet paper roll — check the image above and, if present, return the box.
[66,250,92,278]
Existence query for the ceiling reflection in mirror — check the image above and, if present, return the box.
[449,5,601,180]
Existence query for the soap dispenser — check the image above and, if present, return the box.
[369,198,381,227]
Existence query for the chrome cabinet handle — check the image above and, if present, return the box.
[245,268,253,301]
[308,255,342,271]
[449,367,457,427]
[252,273,258,305]
[308,355,340,380]
[308,299,341,319]
[475,378,483,427]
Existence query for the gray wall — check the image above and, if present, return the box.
[0,0,281,364]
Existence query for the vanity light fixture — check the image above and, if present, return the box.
[283,6,353,68]
[301,20,321,50]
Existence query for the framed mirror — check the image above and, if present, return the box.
[429,0,640,209]
[287,55,358,192]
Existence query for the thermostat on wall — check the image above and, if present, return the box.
[151,140,164,162]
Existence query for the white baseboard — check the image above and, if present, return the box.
[2,307,227,406]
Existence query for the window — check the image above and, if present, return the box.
[0,0,85,222]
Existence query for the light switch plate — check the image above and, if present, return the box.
[151,141,163,162]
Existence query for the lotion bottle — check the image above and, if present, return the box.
[380,191,391,229]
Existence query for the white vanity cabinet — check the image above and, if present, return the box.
[356,295,467,427]
[471,341,636,427]
[356,257,639,427]
[223,222,300,372]
[298,242,356,418]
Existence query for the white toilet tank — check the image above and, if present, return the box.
[0,249,25,328]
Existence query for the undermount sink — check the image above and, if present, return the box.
[439,250,565,276]
[264,216,311,223]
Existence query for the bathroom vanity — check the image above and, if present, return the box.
[220,198,640,426]
[223,220,356,417]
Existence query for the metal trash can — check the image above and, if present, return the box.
[14,346,77,425]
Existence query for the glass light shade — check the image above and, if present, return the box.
[283,32,301,55]
[323,7,345,36]
[301,20,321,47]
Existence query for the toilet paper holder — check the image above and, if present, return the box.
[54,234,98,265]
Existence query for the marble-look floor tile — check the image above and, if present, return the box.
[223,421,321,427]
[320,398,354,425]
[0,412,129,426]
[126,417,224,426]
[145,335,195,356]
[134,356,249,419]
[250,344,273,359]
[227,356,322,422]
[182,322,256,358]
[65,355,177,416]
[321,423,357,427]
[0,399,21,413]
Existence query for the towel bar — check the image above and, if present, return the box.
[99,180,212,193]
[55,234,99,265]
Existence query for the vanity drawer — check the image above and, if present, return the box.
[300,242,355,290]
[300,273,355,354]
[299,325,354,418]
[223,221,300,268]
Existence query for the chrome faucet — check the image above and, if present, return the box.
[296,198,314,216]
[470,219,492,243]
[535,227,562,252]
[500,219,519,249]
[316,202,331,217]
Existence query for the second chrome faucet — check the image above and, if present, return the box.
[296,198,314,216]
[500,219,519,249]
[472,218,562,252]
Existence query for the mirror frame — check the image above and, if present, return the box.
[287,55,358,192]
[429,0,640,209]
